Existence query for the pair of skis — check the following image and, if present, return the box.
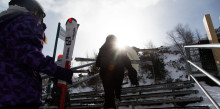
[53,18,79,109]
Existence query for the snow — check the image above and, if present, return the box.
[160,47,188,81]
[163,53,181,63]
[70,86,93,93]
[187,82,220,109]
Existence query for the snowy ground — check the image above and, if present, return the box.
[188,81,220,109]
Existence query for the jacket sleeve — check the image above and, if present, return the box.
[96,48,102,67]
[122,53,139,85]
[6,13,61,77]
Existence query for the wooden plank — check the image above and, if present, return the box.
[70,90,198,104]
[121,84,194,95]
[70,98,103,104]
[203,14,220,76]
[121,90,198,100]
[146,106,210,109]
[120,97,203,106]
[70,90,198,100]
[70,84,194,98]
[70,81,194,96]
[40,106,209,109]
[70,97,203,106]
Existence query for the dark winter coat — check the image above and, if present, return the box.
[0,11,72,107]
[96,42,138,85]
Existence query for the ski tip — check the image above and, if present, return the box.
[66,18,77,24]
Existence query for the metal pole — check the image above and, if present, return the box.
[184,44,220,49]
[70,62,96,71]
[53,22,61,61]
[183,47,192,75]
[46,22,61,95]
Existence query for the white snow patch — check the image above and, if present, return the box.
[187,82,220,108]
[70,86,93,93]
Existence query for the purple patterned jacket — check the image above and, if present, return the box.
[0,12,60,107]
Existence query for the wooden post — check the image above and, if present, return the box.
[132,103,135,109]
[203,14,220,76]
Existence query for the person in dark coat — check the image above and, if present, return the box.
[0,0,73,108]
[96,35,139,109]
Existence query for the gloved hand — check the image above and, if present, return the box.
[130,78,139,86]
[127,67,139,86]
[54,66,73,84]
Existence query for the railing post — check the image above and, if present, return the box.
[46,22,61,97]
[183,46,192,76]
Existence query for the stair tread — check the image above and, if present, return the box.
[42,81,209,109]
[70,81,194,96]
[70,83,195,97]
[70,90,199,100]
[70,97,203,104]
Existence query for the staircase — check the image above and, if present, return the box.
[65,80,209,109]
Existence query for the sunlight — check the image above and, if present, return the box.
[116,39,126,50]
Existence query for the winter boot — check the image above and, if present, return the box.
[115,98,120,108]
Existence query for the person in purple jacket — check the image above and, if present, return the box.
[0,0,73,109]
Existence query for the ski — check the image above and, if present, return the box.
[56,18,79,109]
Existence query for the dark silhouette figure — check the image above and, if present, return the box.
[96,35,138,108]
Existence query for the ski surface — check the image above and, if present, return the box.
[57,18,79,109]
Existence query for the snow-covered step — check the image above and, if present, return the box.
[121,84,194,95]
[70,80,194,98]
[122,80,194,91]
[145,106,210,109]
[40,106,58,109]
[121,90,199,100]
[120,97,203,106]
[69,97,204,109]
[70,96,203,105]
[42,81,210,108]
[41,104,209,109]
[69,83,194,99]
[70,90,198,100]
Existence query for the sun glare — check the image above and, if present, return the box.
[116,39,126,50]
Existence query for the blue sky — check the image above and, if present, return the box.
[0,0,220,66]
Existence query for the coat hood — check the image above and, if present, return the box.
[0,5,28,18]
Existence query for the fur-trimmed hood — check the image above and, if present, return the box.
[0,5,28,18]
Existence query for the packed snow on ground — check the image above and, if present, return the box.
[70,86,93,93]
[187,81,220,109]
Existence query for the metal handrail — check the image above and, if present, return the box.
[41,64,94,80]
[42,73,99,99]
[42,62,96,97]
[189,75,220,109]
[184,44,220,49]
[187,60,220,86]
[71,62,96,70]
[184,44,220,109]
